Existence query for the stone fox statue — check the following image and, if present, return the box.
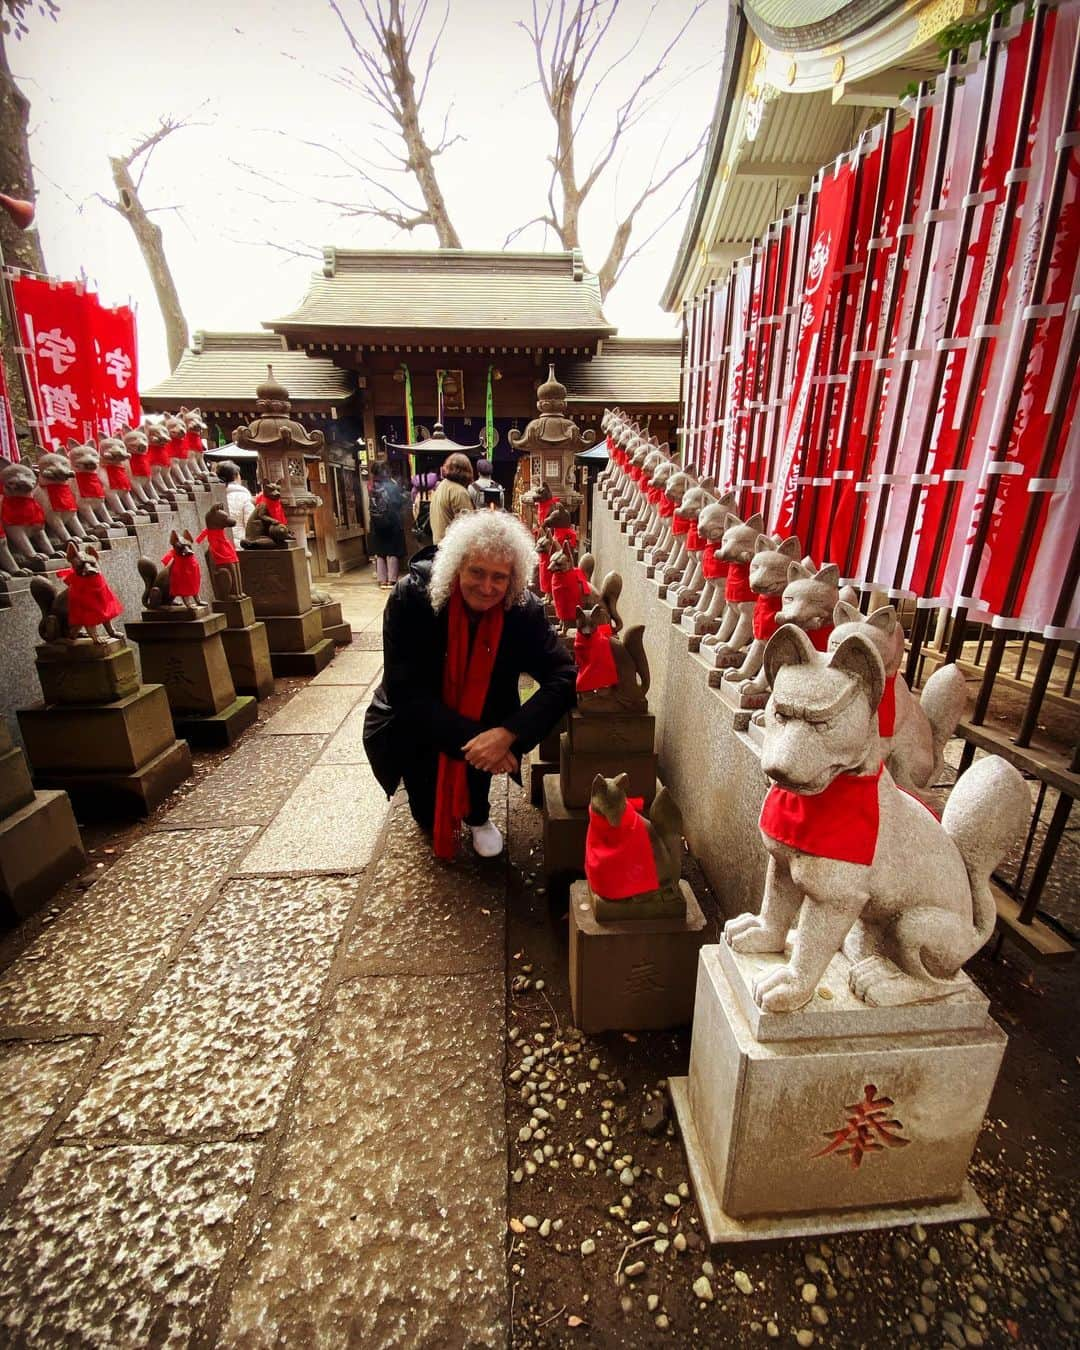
[573,605,649,712]
[138,530,202,609]
[587,773,684,904]
[702,511,764,658]
[577,554,622,631]
[32,540,123,643]
[829,601,967,792]
[724,624,1029,1012]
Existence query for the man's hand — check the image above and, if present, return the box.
[462,727,516,773]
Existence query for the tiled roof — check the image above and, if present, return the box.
[141,332,355,407]
[562,338,681,406]
[266,248,615,337]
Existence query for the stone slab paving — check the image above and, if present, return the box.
[308,649,383,687]
[157,735,328,830]
[219,972,506,1349]
[0,828,256,1027]
[317,700,376,765]
[235,765,388,876]
[62,877,356,1141]
[0,1142,257,1348]
[259,685,362,736]
[0,1038,94,1187]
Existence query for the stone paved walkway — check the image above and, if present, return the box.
[0,569,509,1348]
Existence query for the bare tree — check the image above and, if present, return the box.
[101,116,199,371]
[512,0,708,296]
[327,0,463,247]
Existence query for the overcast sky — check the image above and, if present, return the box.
[12,0,727,386]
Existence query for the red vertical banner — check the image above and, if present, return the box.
[10,276,98,448]
[92,301,140,435]
[722,262,752,503]
[772,164,853,538]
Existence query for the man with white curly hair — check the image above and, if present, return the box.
[364,511,576,859]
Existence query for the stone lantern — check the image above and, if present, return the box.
[232,365,323,548]
[510,364,594,523]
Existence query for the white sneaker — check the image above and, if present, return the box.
[469,820,504,858]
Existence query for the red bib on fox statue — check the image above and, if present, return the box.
[105,464,132,492]
[254,493,288,526]
[672,513,691,536]
[170,432,189,461]
[128,450,151,477]
[586,797,659,900]
[196,527,238,567]
[2,495,45,528]
[702,545,726,582]
[45,481,78,512]
[550,566,590,623]
[159,548,201,598]
[804,624,834,652]
[184,430,204,456]
[658,495,675,518]
[687,521,705,551]
[878,672,898,738]
[75,471,106,499]
[574,623,618,693]
[760,766,884,867]
[148,442,172,467]
[752,592,784,641]
[724,561,754,603]
[58,567,124,629]
[552,525,578,552]
[536,495,560,527]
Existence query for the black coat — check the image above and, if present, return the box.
[363,551,577,797]
[368,480,406,558]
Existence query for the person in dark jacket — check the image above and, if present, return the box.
[364,510,576,859]
[367,462,407,588]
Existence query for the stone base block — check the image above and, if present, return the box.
[558,733,656,809]
[35,642,139,706]
[529,756,559,808]
[138,604,212,624]
[322,622,353,645]
[175,694,257,748]
[126,613,237,716]
[317,600,344,626]
[568,709,655,754]
[542,775,588,874]
[32,739,193,818]
[0,745,36,818]
[539,716,567,764]
[19,685,176,774]
[269,639,335,677]
[569,879,706,1033]
[239,545,312,617]
[213,595,256,628]
[219,622,275,700]
[670,945,1005,1244]
[263,609,323,653]
[0,789,85,918]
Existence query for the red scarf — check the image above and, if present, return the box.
[75,471,105,499]
[725,561,754,603]
[255,493,288,525]
[761,765,884,866]
[574,623,618,693]
[552,525,578,551]
[586,797,659,900]
[184,430,205,455]
[703,545,726,582]
[105,464,132,491]
[537,496,560,526]
[170,433,189,460]
[58,567,124,627]
[196,526,238,566]
[434,584,504,859]
[630,465,643,483]
[878,673,897,738]
[45,481,78,512]
[658,496,675,518]
[550,566,590,622]
[647,485,662,505]
[160,549,201,598]
[149,443,172,466]
[752,592,784,640]
[687,522,705,551]
[2,496,45,527]
[804,624,834,652]
[128,451,151,477]
[672,513,691,536]
[537,550,552,595]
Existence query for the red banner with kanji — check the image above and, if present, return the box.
[11,276,98,448]
[91,301,140,435]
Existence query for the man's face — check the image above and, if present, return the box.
[459,554,512,613]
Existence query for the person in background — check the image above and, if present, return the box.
[367,462,407,589]
[363,511,576,859]
[429,452,475,544]
[215,460,254,545]
[468,458,505,511]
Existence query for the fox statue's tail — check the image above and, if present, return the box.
[941,756,1029,947]
[137,556,158,607]
[579,552,595,585]
[918,663,968,783]
[648,785,684,882]
[600,571,623,632]
[622,624,650,699]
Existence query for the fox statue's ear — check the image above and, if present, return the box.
[833,599,861,625]
[169,530,180,545]
[754,534,774,554]
[829,632,886,713]
[614,772,630,793]
[745,513,764,532]
[867,605,898,634]
[65,540,79,559]
[724,513,743,530]
[764,623,816,689]
[815,563,840,587]
[787,560,813,582]
[778,536,802,560]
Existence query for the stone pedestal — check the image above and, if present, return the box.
[670,943,1006,1244]
[35,640,139,706]
[542,775,589,874]
[125,611,256,748]
[0,724,84,918]
[212,596,275,701]
[569,879,706,1033]
[317,600,352,646]
[239,547,334,676]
